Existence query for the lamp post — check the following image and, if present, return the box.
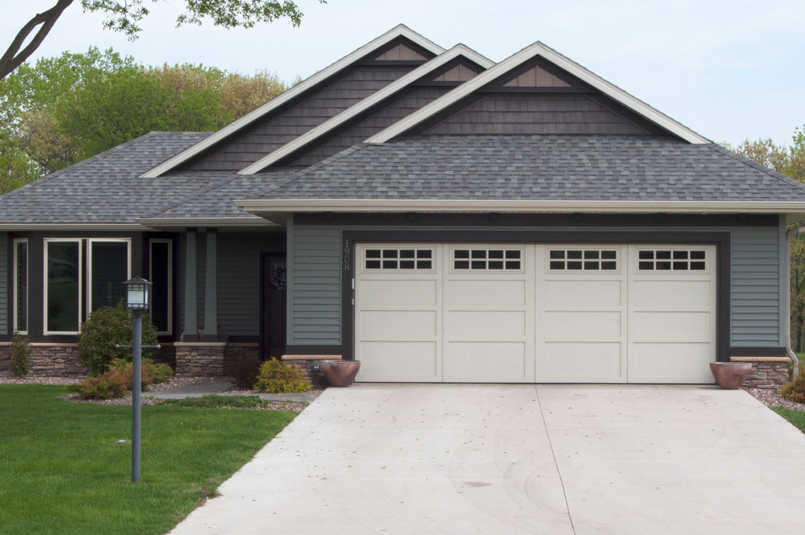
[123,277,151,484]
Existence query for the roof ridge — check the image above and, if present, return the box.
[0,131,161,203]
[707,144,805,194]
[246,143,370,200]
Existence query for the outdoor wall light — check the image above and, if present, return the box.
[124,277,151,310]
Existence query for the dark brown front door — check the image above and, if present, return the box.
[260,253,287,360]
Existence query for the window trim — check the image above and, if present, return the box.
[12,238,28,335]
[86,238,132,317]
[43,238,84,336]
[450,245,525,273]
[362,246,436,273]
[547,247,620,273]
[635,246,710,274]
[149,238,173,335]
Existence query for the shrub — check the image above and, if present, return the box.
[10,333,31,377]
[254,359,311,394]
[781,367,805,404]
[70,361,155,399]
[231,357,260,389]
[149,362,174,384]
[78,300,158,375]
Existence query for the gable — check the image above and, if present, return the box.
[373,42,429,61]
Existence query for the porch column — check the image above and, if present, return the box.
[203,228,218,341]
[183,229,198,341]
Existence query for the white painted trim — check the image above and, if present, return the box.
[140,25,445,178]
[43,238,83,336]
[137,217,279,228]
[12,238,28,335]
[0,224,146,231]
[235,198,805,215]
[239,45,495,174]
[149,238,174,336]
[86,238,132,319]
[365,41,710,145]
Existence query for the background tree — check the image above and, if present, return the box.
[1,0,324,81]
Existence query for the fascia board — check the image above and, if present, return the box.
[136,217,279,228]
[235,198,805,215]
[0,223,147,231]
[140,25,445,179]
[238,45,495,175]
[366,42,710,145]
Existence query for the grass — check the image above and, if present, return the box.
[158,394,291,409]
[774,407,805,433]
[797,353,805,364]
[0,385,297,535]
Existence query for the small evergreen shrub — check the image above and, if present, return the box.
[78,300,158,375]
[231,357,261,389]
[150,362,174,384]
[70,361,155,399]
[254,359,311,394]
[10,333,32,377]
[781,367,805,404]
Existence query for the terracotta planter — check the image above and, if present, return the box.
[320,360,361,387]
[710,362,753,390]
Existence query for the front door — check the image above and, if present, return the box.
[261,253,287,360]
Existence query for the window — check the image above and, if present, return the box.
[549,249,617,271]
[149,239,173,334]
[44,238,131,335]
[638,249,706,271]
[13,239,28,334]
[453,248,522,270]
[364,248,433,270]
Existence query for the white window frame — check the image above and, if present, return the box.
[450,245,525,273]
[12,238,28,335]
[149,238,173,335]
[362,245,437,273]
[547,246,620,273]
[634,246,710,275]
[87,238,132,317]
[43,238,83,335]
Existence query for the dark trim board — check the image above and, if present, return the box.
[729,347,788,357]
[340,229,732,365]
[285,345,344,355]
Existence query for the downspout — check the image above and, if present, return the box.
[785,226,801,378]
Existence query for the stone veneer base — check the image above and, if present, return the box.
[175,342,226,377]
[281,354,342,387]
[0,342,88,377]
[730,356,792,389]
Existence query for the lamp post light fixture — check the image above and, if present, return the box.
[123,277,152,484]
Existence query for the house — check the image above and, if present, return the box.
[0,25,801,386]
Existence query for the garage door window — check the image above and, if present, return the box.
[638,250,706,271]
[364,248,433,270]
[549,249,617,271]
[453,248,522,270]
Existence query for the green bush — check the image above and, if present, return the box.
[254,359,311,394]
[109,357,173,387]
[78,300,158,375]
[150,362,174,384]
[10,333,31,377]
[781,367,805,404]
[71,361,158,400]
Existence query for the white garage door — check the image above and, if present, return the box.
[355,243,716,384]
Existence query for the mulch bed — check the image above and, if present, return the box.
[743,386,805,411]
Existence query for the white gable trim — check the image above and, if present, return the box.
[140,25,445,178]
[365,42,710,145]
[238,45,494,175]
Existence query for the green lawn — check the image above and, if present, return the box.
[797,353,805,363]
[774,407,805,433]
[0,385,297,535]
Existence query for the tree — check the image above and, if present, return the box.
[0,0,324,81]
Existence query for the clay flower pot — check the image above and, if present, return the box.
[320,360,361,387]
[710,362,753,390]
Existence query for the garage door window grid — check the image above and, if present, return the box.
[364,248,433,270]
[549,249,617,271]
[638,249,706,271]
[453,248,522,270]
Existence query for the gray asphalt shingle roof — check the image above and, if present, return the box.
[248,135,805,202]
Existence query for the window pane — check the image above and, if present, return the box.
[584,250,599,259]
[454,250,469,259]
[471,250,486,259]
[366,250,381,259]
[488,261,504,270]
[567,250,582,259]
[454,260,469,270]
[150,241,171,332]
[602,250,617,260]
[471,260,486,269]
[15,241,28,333]
[400,260,415,269]
[567,261,582,270]
[550,261,565,270]
[417,250,432,259]
[399,250,415,259]
[91,242,129,311]
[601,261,617,270]
[416,260,432,269]
[47,242,80,332]
[550,250,565,259]
[366,260,381,269]
[638,251,654,260]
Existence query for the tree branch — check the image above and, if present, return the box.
[0,0,74,81]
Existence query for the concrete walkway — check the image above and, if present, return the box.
[169,384,805,535]
[147,377,320,402]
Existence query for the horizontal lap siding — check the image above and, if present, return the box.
[0,233,7,334]
[291,226,341,345]
[731,227,782,347]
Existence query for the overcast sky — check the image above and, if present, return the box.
[3,0,804,147]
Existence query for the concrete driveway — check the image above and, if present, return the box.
[170,385,805,535]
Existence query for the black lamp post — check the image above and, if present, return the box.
[123,277,151,483]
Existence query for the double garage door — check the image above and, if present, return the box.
[355,243,716,384]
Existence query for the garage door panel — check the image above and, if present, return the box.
[628,343,714,384]
[447,310,526,339]
[542,342,623,382]
[359,311,438,339]
[630,312,712,342]
[543,280,622,307]
[359,279,438,306]
[444,342,528,382]
[630,280,712,310]
[544,311,622,342]
[447,279,526,306]
[359,341,439,381]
